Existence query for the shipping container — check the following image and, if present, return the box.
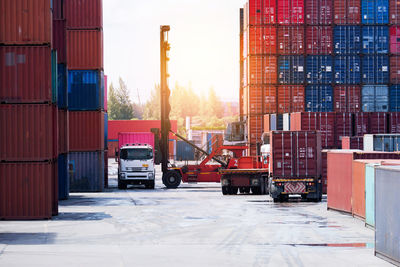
[334,0,361,24]
[67,70,104,110]
[321,150,328,193]
[67,30,104,70]
[0,104,57,161]
[53,0,65,20]
[244,86,277,114]
[69,151,104,192]
[362,26,389,54]
[362,85,389,112]
[176,141,195,161]
[305,26,333,54]
[58,153,69,200]
[361,0,389,24]
[0,0,52,45]
[108,120,178,141]
[369,112,389,133]
[364,134,400,151]
[335,112,353,147]
[334,56,361,84]
[283,113,290,130]
[354,112,370,136]
[278,56,305,84]
[264,114,281,131]
[277,85,305,113]
[390,26,400,54]
[277,0,305,24]
[390,57,400,84]
[118,132,155,150]
[334,26,361,54]
[390,0,400,24]
[247,26,276,55]
[58,109,69,154]
[0,46,52,103]
[51,50,58,104]
[306,56,333,84]
[334,86,361,112]
[342,136,364,149]
[246,55,277,85]
[290,112,318,131]
[362,56,389,84]
[66,0,103,29]
[53,19,67,63]
[57,64,68,109]
[108,141,118,156]
[69,111,105,151]
[270,131,321,177]
[104,75,108,112]
[305,85,334,112]
[104,113,108,149]
[365,163,379,227]
[375,165,400,266]
[247,115,264,151]
[390,112,400,133]
[104,149,108,188]
[0,162,53,219]
[305,0,333,24]
[245,0,276,26]
[277,26,305,54]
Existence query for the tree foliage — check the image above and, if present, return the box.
[108,78,135,120]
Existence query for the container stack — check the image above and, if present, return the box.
[66,0,105,192]
[0,0,58,219]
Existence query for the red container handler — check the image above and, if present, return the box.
[69,111,105,151]
[277,26,305,55]
[305,0,333,25]
[0,0,52,45]
[390,112,400,133]
[334,86,361,112]
[247,26,276,55]
[247,55,277,85]
[244,86,277,114]
[278,0,305,25]
[53,20,67,64]
[67,30,104,70]
[333,0,361,24]
[0,104,58,161]
[277,85,305,113]
[354,112,369,136]
[305,26,333,54]
[335,112,353,148]
[66,0,103,29]
[390,0,400,24]
[0,162,53,220]
[58,109,69,154]
[0,46,52,103]
[369,112,388,134]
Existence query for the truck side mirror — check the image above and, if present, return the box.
[115,149,119,162]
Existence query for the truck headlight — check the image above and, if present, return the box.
[221,179,229,186]
[121,173,126,178]
[148,172,154,178]
[251,179,259,186]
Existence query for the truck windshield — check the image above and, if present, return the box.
[120,148,153,160]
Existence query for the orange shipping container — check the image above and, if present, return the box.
[69,111,105,151]
[277,85,305,113]
[67,30,103,70]
[244,86,277,115]
[247,115,264,155]
[247,26,277,55]
[247,55,277,85]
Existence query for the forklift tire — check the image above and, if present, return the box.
[118,180,127,190]
[229,186,238,195]
[162,171,181,189]
[146,180,155,189]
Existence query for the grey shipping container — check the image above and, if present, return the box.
[362,85,389,112]
[364,134,400,152]
[375,165,400,266]
[176,141,195,161]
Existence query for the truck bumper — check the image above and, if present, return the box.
[119,171,155,181]
[269,178,322,199]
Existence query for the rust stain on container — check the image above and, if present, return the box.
[66,0,103,29]
[69,111,104,151]
[67,30,103,70]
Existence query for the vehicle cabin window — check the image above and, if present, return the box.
[120,148,153,160]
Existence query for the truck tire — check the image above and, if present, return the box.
[229,186,238,195]
[162,171,181,188]
[251,186,261,195]
[146,180,155,189]
[222,186,229,195]
[239,187,250,194]
[118,180,127,190]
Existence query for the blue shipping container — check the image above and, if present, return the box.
[362,85,389,111]
[362,0,389,24]
[362,56,389,84]
[176,141,195,161]
[104,113,108,149]
[68,70,104,111]
[58,153,69,200]
[334,56,361,84]
[306,55,333,84]
[362,26,389,54]
[389,85,400,112]
[57,64,67,109]
[334,26,361,54]
[305,85,334,112]
[278,56,304,84]
[69,151,104,192]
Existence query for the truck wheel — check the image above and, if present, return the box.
[162,171,181,188]
[251,186,261,195]
[146,180,155,189]
[229,187,238,195]
[239,187,250,194]
[118,180,127,190]
[222,186,229,195]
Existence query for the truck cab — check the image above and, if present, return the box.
[117,144,155,189]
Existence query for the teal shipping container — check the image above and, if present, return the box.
[51,50,58,104]
[365,163,380,228]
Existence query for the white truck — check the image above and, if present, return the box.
[117,144,156,189]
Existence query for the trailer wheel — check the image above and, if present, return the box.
[239,187,250,194]
[222,186,229,195]
[229,186,238,195]
[162,171,181,188]
[251,186,261,195]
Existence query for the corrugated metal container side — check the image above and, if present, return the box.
[247,115,264,153]
[277,0,305,25]
[334,86,361,112]
[53,19,67,63]
[364,134,400,151]
[305,85,334,112]
[277,26,305,55]
[247,56,277,85]
[390,0,400,24]
[245,86,277,114]
[354,112,370,136]
[334,0,361,24]
[68,70,104,110]
[283,113,290,130]
[0,0,52,45]
[334,56,361,84]
[334,26,361,54]
[176,141,195,161]
[66,0,103,29]
[342,136,364,149]
[390,57,400,85]
[247,26,276,55]
[362,56,389,84]
[305,0,333,24]
[104,150,108,188]
[390,112,400,133]
[0,46,52,103]
[335,112,353,148]
[108,120,178,140]
[104,75,108,112]
[277,85,305,113]
[69,111,105,151]
[57,64,68,109]
[362,85,389,112]
[369,112,389,134]
[362,26,389,54]
[0,104,58,161]
[245,0,276,26]
[365,163,379,227]
[58,153,69,200]
[118,132,155,150]
[278,56,305,84]
[305,26,333,54]
[290,112,318,131]
[361,0,389,24]
[321,150,328,194]
[375,165,400,266]
[58,109,69,154]
[53,0,65,19]
[69,151,104,192]
[306,56,333,84]
[67,30,104,70]
[0,162,53,219]
[51,50,58,104]
[390,26,400,54]
[104,113,108,149]
[108,141,118,155]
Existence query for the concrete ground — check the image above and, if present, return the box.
[0,160,392,267]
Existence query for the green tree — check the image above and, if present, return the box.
[143,84,160,120]
[108,78,134,120]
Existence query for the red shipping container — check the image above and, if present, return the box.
[247,26,277,55]
[390,112,400,133]
[244,86,277,114]
[246,0,276,26]
[334,86,361,112]
[277,85,305,113]
[118,132,155,150]
[305,0,333,24]
[290,112,318,130]
[335,112,353,148]
[390,56,400,84]
[0,104,57,161]
[277,26,305,54]
[354,112,369,136]
[69,111,105,151]
[66,0,103,29]
[321,151,328,194]
[306,26,333,54]
[0,46,52,103]
[247,115,264,145]
[342,136,364,150]
[390,0,400,24]
[108,120,178,140]
[58,109,69,154]
[53,0,65,20]
[247,55,277,85]
[390,27,400,55]
[333,0,361,24]
[52,159,58,216]
[53,19,67,64]
[0,162,53,219]
[278,0,305,24]
[270,131,321,177]
[369,112,388,134]
[67,30,103,70]
[0,0,52,45]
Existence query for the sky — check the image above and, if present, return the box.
[103,0,245,104]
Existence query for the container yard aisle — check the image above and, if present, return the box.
[0,161,390,267]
